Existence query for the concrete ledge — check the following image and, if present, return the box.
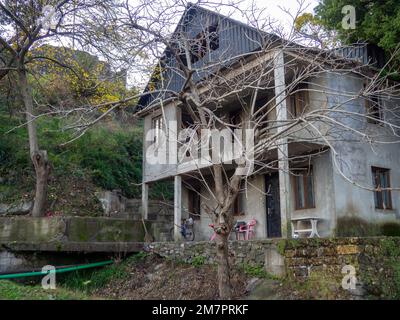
[0,216,148,243]
[1,241,144,253]
[0,216,149,253]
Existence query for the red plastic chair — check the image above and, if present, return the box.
[238,218,257,240]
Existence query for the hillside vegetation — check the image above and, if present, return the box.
[0,110,172,216]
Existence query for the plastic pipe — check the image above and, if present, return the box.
[0,260,113,280]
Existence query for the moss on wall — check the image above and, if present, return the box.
[336,217,400,237]
[359,238,400,299]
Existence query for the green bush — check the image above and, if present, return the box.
[242,263,268,278]
[191,255,206,267]
[59,262,129,293]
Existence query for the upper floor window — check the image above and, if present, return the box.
[364,82,383,124]
[289,83,309,118]
[293,166,315,210]
[189,23,219,64]
[152,115,164,144]
[372,166,392,209]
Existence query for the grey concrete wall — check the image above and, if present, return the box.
[0,217,148,244]
[193,175,267,241]
[322,72,400,227]
[143,102,180,183]
[289,151,337,236]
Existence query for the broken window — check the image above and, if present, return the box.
[289,83,309,118]
[372,167,392,209]
[189,23,219,64]
[293,166,315,210]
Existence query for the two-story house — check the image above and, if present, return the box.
[137,4,400,241]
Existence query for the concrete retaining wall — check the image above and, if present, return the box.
[0,217,147,244]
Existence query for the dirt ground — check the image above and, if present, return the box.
[93,254,251,300]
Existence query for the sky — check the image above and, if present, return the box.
[223,0,319,27]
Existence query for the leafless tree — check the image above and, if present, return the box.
[0,0,142,216]
[120,0,400,298]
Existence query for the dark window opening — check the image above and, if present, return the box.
[293,166,315,210]
[189,23,219,64]
[229,109,242,143]
[152,115,163,144]
[372,167,392,209]
[289,83,309,118]
[233,182,245,216]
[188,189,201,220]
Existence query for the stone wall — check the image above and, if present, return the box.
[147,237,400,298]
[147,240,272,266]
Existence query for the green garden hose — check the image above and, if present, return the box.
[0,260,113,279]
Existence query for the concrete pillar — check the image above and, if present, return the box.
[273,50,291,238]
[141,183,149,220]
[174,175,182,241]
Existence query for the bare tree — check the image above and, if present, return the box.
[121,0,400,298]
[0,0,140,216]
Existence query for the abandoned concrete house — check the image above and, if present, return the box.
[137,4,400,241]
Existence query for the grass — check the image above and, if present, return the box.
[0,280,92,300]
[0,253,149,299]
[59,252,148,294]
[191,255,206,267]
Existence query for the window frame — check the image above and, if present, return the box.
[293,166,316,210]
[189,23,219,64]
[188,189,201,220]
[289,83,309,118]
[364,82,384,124]
[232,182,245,216]
[371,166,393,210]
[151,115,164,145]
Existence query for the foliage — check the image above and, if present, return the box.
[60,252,148,293]
[241,263,269,278]
[28,45,129,109]
[360,238,400,299]
[315,0,400,50]
[0,112,173,205]
[59,262,129,294]
[127,251,149,263]
[191,255,206,267]
[294,12,339,48]
[314,0,400,70]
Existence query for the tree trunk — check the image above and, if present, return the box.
[18,67,50,217]
[31,150,50,217]
[216,232,232,299]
